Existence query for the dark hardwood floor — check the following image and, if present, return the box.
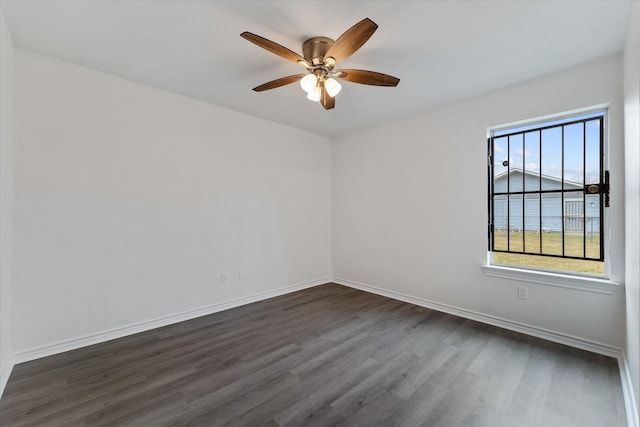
[0,283,627,426]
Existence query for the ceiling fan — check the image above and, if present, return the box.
[240,18,400,110]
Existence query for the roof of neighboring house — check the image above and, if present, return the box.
[494,168,583,189]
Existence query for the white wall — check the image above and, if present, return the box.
[624,0,640,422]
[0,7,14,397]
[12,49,332,356]
[333,54,626,349]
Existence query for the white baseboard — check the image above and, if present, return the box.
[332,277,622,358]
[13,277,331,364]
[619,351,639,427]
[0,357,15,399]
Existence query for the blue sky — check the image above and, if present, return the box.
[493,113,603,185]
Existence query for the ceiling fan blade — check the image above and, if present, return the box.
[335,69,400,87]
[324,18,378,64]
[320,84,335,110]
[252,74,305,92]
[241,32,309,66]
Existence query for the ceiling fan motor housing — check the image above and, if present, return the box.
[302,37,334,66]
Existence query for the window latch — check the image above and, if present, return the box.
[583,170,610,207]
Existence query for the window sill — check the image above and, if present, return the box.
[481,264,621,295]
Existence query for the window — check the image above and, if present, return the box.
[487,109,609,277]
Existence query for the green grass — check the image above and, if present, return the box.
[492,230,604,276]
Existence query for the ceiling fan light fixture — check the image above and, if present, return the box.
[324,78,342,97]
[300,74,318,93]
[307,86,322,102]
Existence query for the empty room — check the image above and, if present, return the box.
[0,1,638,426]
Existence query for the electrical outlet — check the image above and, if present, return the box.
[517,285,528,300]
[220,273,228,284]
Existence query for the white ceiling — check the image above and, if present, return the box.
[0,0,632,138]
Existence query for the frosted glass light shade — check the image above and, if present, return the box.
[300,74,318,93]
[307,86,322,102]
[324,78,342,97]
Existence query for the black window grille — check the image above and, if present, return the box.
[488,114,608,261]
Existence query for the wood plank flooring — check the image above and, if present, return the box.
[0,283,627,426]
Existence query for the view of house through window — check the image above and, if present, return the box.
[488,110,608,277]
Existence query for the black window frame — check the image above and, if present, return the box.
[488,112,609,265]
